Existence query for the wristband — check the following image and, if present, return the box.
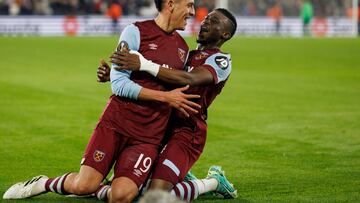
[129,50,160,76]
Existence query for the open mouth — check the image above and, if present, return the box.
[184,17,190,23]
[200,26,209,33]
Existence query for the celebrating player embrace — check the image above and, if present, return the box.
[99,8,238,202]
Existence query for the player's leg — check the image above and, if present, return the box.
[47,120,121,196]
[108,177,138,203]
[67,122,120,196]
[46,163,106,195]
[3,160,104,199]
[149,130,237,201]
[170,165,238,201]
[108,140,159,203]
[62,165,103,195]
[149,132,203,201]
[149,179,174,191]
[3,122,118,199]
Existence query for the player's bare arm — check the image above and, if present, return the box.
[110,50,214,86]
[97,60,200,117]
[139,85,200,117]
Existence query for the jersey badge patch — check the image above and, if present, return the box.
[178,48,186,63]
[215,56,229,69]
[93,150,105,162]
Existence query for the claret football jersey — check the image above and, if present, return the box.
[170,48,232,142]
[109,20,189,145]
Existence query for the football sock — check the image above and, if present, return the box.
[95,185,111,201]
[170,180,199,201]
[193,178,218,194]
[45,173,71,195]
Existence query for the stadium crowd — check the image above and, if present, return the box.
[229,0,353,17]
[0,0,354,17]
[0,0,214,16]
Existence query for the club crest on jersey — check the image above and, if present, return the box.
[93,150,105,162]
[215,56,229,69]
[178,48,186,63]
[195,52,209,60]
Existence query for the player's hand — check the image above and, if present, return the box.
[164,85,201,117]
[110,49,141,71]
[97,59,110,82]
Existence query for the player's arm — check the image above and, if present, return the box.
[139,85,200,117]
[98,60,200,116]
[110,50,213,86]
[110,50,231,86]
[109,23,142,100]
[156,67,214,86]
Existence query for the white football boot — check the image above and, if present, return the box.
[3,175,48,199]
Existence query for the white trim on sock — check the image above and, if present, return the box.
[97,186,107,199]
[183,182,192,202]
[190,180,199,199]
[177,183,185,199]
[49,177,59,193]
[100,186,110,200]
[56,175,66,194]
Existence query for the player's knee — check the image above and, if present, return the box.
[71,180,98,195]
[111,189,136,203]
[149,179,174,191]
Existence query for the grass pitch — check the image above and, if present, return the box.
[0,36,359,203]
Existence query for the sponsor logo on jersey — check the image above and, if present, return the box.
[215,56,229,69]
[133,169,143,177]
[149,43,158,50]
[195,52,209,60]
[178,48,186,63]
[93,150,105,162]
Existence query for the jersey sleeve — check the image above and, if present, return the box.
[110,24,142,100]
[117,23,140,51]
[202,53,232,84]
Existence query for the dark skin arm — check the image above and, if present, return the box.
[110,50,215,86]
[97,60,201,117]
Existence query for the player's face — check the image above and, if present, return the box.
[171,0,195,30]
[197,11,229,45]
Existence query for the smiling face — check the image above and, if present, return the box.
[197,10,232,45]
[170,0,195,30]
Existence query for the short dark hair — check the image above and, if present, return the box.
[215,8,237,37]
[154,0,164,11]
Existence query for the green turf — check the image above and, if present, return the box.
[0,36,359,203]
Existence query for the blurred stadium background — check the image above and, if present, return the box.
[1,0,360,203]
[0,0,359,37]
